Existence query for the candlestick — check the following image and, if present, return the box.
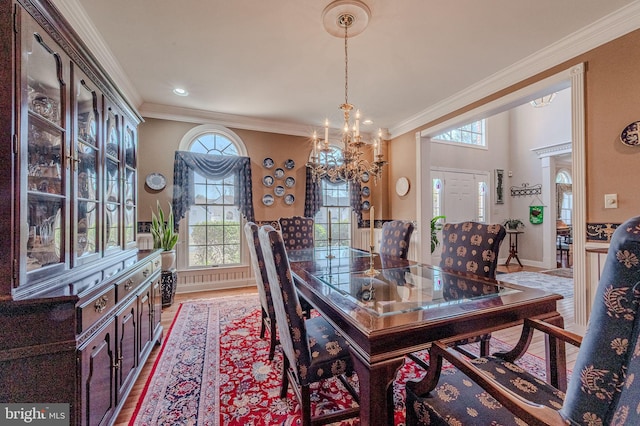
[328,210,332,241]
[312,131,318,157]
[355,109,360,137]
[324,119,329,146]
[369,206,375,250]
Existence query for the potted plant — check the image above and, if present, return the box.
[503,218,525,231]
[151,201,179,270]
[430,215,446,253]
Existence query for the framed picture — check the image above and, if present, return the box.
[495,169,504,204]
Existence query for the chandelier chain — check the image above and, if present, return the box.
[344,20,349,106]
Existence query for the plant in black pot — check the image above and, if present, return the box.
[151,201,179,270]
[503,218,525,231]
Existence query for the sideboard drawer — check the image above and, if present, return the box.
[77,287,116,334]
[115,261,154,303]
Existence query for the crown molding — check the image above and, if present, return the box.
[390,0,640,138]
[531,142,572,158]
[139,103,313,137]
[50,0,143,107]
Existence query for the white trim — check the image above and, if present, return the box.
[420,68,576,138]
[532,142,572,158]
[140,103,313,137]
[394,1,640,138]
[51,0,143,108]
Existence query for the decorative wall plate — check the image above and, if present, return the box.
[361,171,370,183]
[274,168,285,178]
[274,185,285,196]
[262,194,274,206]
[361,186,370,197]
[263,157,275,168]
[395,177,410,196]
[145,172,166,190]
[263,175,274,187]
[361,200,370,210]
[284,194,295,205]
[285,176,295,187]
[620,121,640,146]
[284,159,295,169]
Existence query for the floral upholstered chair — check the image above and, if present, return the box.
[259,225,359,425]
[406,215,640,426]
[278,216,315,250]
[379,220,415,259]
[243,222,279,360]
[440,221,506,357]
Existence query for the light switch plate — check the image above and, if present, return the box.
[605,193,618,209]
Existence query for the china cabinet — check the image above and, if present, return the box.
[0,1,161,425]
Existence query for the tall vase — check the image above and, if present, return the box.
[161,250,176,271]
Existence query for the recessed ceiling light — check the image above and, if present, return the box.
[173,88,188,96]
[363,119,373,125]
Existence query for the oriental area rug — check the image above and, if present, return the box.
[129,295,553,425]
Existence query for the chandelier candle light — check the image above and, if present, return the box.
[307,0,386,185]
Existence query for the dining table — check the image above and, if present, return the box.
[288,246,565,426]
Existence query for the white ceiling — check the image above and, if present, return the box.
[53,0,640,137]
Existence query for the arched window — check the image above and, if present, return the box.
[556,169,572,225]
[313,146,351,248]
[179,125,246,268]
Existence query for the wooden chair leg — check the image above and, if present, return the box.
[268,319,277,360]
[280,357,290,399]
[480,335,491,357]
[301,384,312,426]
[260,308,267,339]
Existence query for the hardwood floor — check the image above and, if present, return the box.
[115,265,579,424]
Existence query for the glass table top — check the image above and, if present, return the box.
[312,264,522,317]
[286,246,370,262]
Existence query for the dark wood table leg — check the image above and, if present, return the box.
[349,350,405,426]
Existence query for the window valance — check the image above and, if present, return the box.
[172,151,255,225]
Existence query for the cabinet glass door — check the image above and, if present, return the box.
[75,77,100,263]
[124,125,137,246]
[105,108,121,250]
[24,25,68,275]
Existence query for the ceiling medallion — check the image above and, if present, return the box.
[307,0,386,186]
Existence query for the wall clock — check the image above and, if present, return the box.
[145,172,166,190]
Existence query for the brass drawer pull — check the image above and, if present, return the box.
[124,279,134,291]
[142,268,150,277]
[94,295,108,313]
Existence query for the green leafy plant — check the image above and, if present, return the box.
[503,218,525,231]
[151,201,179,250]
[431,215,446,253]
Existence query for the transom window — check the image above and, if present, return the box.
[433,120,486,147]
[181,125,245,268]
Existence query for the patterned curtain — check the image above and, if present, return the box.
[350,180,362,225]
[304,168,363,223]
[172,151,255,226]
[556,183,572,220]
[304,167,321,218]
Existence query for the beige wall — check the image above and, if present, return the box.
[139,119,319,223]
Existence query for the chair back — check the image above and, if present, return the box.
[560,215,640,425]
[439,221,506,278]
[278,216,315,250]
[243,222,275,326]
[259,225,312,383]
[379,220,415,259]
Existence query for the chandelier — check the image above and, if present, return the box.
[307,0,386,185]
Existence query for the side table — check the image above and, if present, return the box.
[504,230,524,267]
[161,269,177,307]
